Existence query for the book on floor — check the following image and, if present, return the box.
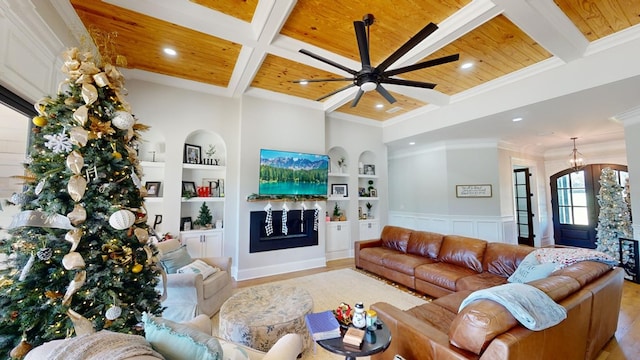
[342,327,365,347]
[305,311,341,341]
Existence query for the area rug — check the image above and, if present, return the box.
[212,268,429,360]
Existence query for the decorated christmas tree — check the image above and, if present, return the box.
[194,202,213,228]
[595,167,632,261]
[0,47,163,357]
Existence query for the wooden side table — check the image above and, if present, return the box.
[316,321,391,360]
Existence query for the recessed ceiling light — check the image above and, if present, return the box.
[163,48,177,56]
[375,104,384,109]
[512,117,523,122]
[409,142,415,145]
[461,62,473,69]
[299,80,309,85]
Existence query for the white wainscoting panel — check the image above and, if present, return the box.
[389,211,516,243]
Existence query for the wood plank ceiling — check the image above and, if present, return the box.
[68,0,640,122]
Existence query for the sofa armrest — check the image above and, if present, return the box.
[164,273,204,288]
[371,302,473,360]
[198,257,231,272]
[262,334,303,360]
[354,239,383,268]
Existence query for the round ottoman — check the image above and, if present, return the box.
[218,284,313,352]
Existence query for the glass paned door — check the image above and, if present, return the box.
[514,168,534,246]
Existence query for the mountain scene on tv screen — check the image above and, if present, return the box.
[259,150,328,195]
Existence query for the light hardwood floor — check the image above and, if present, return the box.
[235,259,640,360]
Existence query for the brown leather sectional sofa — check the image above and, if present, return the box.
[354,225,624,360]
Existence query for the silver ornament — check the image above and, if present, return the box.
[105,305,122,320]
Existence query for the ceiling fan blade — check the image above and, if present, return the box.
[376,85,397,104]
[380,78,436,89]
[299,49,357,75]
[293,78,353,83]
[383,54,460,77]
[316,83,356,101]
[377,22,439,72]
[351,88,365,107]
[354,21,371,68]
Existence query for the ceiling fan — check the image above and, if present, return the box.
[294,14,459,108]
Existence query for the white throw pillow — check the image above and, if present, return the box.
[508,252,556,283]
[177,259,219,279]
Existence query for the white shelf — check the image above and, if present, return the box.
[359,197,379,201]
[328,196,350,201]
[182,197,225,203]
[326,220,349,225]
[328,172,349,177]
[140,161,165,168]
[358,174,378,179]
[182,163,226,171]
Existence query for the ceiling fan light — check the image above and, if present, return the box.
[360,81,377,92]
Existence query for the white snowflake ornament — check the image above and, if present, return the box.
[44,132,73,154]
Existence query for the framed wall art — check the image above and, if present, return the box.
[145,181,161,197]
[331,183,348,197]
[181,181,197,197]
[184,143,201,164]
[180,217,192,231]
[456,184,492,198]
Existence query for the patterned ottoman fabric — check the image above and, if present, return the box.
[219,284,313,352]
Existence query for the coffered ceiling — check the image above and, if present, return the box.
[49,0,640,152]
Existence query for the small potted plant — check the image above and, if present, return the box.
[366,202,373,218]
[337,157,346,173]
[333,203,341,221]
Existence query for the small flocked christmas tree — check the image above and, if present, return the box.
[0,47,163,357]
[595,167,632,262]
[193,202,213,228]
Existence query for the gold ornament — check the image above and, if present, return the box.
[66,151,84,175]
[81,83,98,106]
[62,251,85,270]
[112,151,122,159]
[65,228,83,251]
[88,117,115,139]
[73,105,88,126]
[93,72,111,87]
[9,339,32,359]
[68,175,87,202]
[67,204,87,226]
[32,115,47,127]
[131,263,143,273]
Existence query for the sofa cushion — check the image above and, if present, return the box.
[527,275,582,302]
[359,247,401,265]
[415,262,478,291]
[483,242,534,277]
[143,313,223,360]
[456,272,508,292]
[405,302,457,334]
[432,290,473,314]
[380,226,412,253]
[407,231,444,258]
[381,253,437,275]
[550,261,613,287]
[438,235,487,273]
[449,299,518,355]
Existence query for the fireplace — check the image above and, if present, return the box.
[249,210,318,253]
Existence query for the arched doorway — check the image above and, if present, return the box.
[550,164,628,248]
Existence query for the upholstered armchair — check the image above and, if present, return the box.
[155,238,233,322]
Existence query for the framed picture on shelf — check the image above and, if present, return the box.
[180,217,192,231]
[364,164,375,175]
[331,183,348,197]
[184,143,201,164]
[181,181,197,197]
[202,178,224,197]
[145,181,161,197]
[370,189,377,197]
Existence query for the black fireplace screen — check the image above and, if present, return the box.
[249,210,318,253]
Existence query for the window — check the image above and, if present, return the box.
[556,171,588,225]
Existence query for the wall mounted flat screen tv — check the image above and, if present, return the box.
[259,149,329,196]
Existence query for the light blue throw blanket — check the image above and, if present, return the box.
[459,283,567,331]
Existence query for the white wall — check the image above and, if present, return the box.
[236,95,328,280]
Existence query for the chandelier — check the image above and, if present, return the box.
[568,137,585,172]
